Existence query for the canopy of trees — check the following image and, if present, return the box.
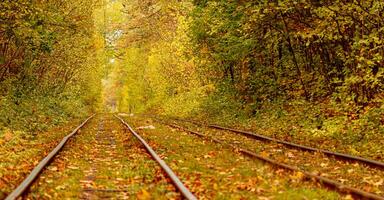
[1,0,383,133]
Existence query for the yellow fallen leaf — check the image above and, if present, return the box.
[373,179,383,186]
[68,166,79,170]
[137,189,151,200]
[320,163,327,167]
[260,151,269,157]
[291,171,304,181]
[3,130,13,142]
[344,194,353,200]
[49,166,58,171]
[203,155,211,158]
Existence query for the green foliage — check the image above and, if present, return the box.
[190,0,384,105]
[197,82,248,123]
[0,0,103,133]
[0,80,95,133]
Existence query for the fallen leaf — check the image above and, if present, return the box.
[137,189,151,200]
[3,131,13,142]
[49,166,58,171]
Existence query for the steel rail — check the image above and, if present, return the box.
[209,125,384,168]
[163,122,384,200]
[5,114,95,200]
[156,116,384,169]
[114,115,197,200]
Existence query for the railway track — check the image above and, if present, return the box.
[150,116,384,200]
[160,116,384,169]
[5,113,383,199]
[4,114,196,200]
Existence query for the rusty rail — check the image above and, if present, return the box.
[209,124,384,169]
[5,114,95,200]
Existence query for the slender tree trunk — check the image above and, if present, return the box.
[229,64,235,84]
[280,12,309,100]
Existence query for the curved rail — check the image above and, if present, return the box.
[157,116,384,169]
[114,115,197,200]
[164,122,384,200]
[5,114,95,200]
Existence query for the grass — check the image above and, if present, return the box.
[274,188,342,200]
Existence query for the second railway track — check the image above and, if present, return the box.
[150,116,384,199]
[157,116,384,169]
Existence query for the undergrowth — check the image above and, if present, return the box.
[0,86,93,137]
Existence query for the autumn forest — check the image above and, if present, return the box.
[1,0,384,199]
